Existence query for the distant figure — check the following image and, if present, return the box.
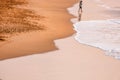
[78,0,83,21]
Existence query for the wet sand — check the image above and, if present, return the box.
[0,0,77,60]
[0,0,120,80]
[1,36,120,80]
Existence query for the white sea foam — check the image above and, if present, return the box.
[67,3,79,23]
[67,3,79,17]
[73,19,120,59]
[67,0,120,59]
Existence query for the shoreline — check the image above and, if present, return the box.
[0,0,120,80]
[68,0,120,59]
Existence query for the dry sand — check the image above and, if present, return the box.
[0,0,120,80]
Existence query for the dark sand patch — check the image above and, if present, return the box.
[0,0,45,40]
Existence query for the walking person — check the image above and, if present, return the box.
[78,0,83,21]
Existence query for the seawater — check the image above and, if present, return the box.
[74,19,120,59]
[67,0,120,59]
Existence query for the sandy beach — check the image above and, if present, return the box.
[0,0,120,80]
[0,36,120,80]
[0,0,76,59]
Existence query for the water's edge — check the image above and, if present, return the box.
[67,1,120,59]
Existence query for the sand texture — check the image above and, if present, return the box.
[0,0,76,59]
[0,0,120,80]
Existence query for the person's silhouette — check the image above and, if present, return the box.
[78,0,83,21]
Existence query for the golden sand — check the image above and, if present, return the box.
[0,1,120,80]
[0,0,77,60]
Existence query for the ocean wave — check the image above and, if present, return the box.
[73,19,120,59]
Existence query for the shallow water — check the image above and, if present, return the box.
[68,0,120,59]
[74,19,120,59]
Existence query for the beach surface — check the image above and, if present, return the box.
[0,36,120,80]
[0,0,120,80]
[0,0,76,59]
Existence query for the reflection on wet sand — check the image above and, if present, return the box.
[78,11,82,21]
